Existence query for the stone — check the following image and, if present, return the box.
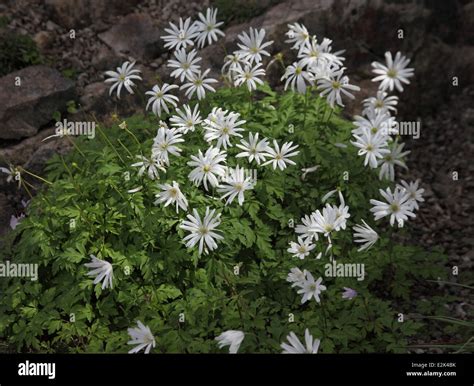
[33,30,54,49]
[98,13,165,60]
[0,65,75,140]
[44,0,143,29]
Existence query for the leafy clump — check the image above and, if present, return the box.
[0,83,447,353]
[0,30,42,76]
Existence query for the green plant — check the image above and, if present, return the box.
[0,31,42,76]
[0,83,448,353]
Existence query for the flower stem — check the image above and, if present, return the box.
[20,168,52,185]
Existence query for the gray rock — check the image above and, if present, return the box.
[44,0,143,29]
[98,13,165,60]
[0,65,75,140]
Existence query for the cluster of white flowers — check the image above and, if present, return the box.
[282,23,360,108]
[221,27,273,90]
[95,15,426,354]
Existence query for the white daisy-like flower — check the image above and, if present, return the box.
[281,59,314,94]
[352,110,395,137]
[180,69,218,100]
[318,69,360,108]
[187,146,227,190]
[334,191,350,230]
[262,140,299,171]
[281,329,320,354]
[371,51,414,92]
[301,37,345,69]
[131,155,166,180]
[295,271,327,304]
[10,214,25,230]
[308,204,344,237]
[167,48,201,82]
[295,214,319,242]
[0,165,21,188]
[84,254,113,290]
[215,330,245,354]
[378,140,410,181]
[155,181,188,213]
[285,22,310,51]
[235,132,270,165]
[398,179,425,210]
[146,83,179,117]
[180,206,223,254]
[170,104,202,134]
[127,321,156,354]
[363,90,399,116]
[233,61,265,91]
[237,27,273,64]
[203,109,245,149]
[352,220,378,251]
[222,52,249,81]
[217,165,254,206]
[286,267,307,287]
[151,126,184,166]
[161,17,199,51]
[287,236,316,259]
[351,128,390,169]
[104,61,142,99]
[194,7,225,48]
[370,186,416,227]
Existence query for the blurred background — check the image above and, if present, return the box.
[0,0,472,348]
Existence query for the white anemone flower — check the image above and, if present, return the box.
[370,186,416,227]
[170,104,202,134]
[180,207,223,254]
[352,220,379,251]
[318,69,360,108]
[104,61,142,98]
[215,330,245,354]
[127,321,156,354]
[285,22,310,51]
[287,237,316,259]
[0,165,21,188]
[371,51,414,92]
[217,165,254,206]
[146,83,179,117]
[295,214,319,242]
[281,60,314,94]
[167,48,201,82]
[203,109,245,149]
[398,179,425,210]
[161,17,198,51]
[262,140,299,171]
[131,155,166,180]
[235,132,270,165]
[281,329,320,354]
[363,90,399,116]
[180,69,218,100]
[152,126,184,166]
[351,128,390,169]
[84,254,113,289]
[155,181,188,213]
[194,7,225,48]
[295,271,327,304]
[237,27,273,64]
[187,146,227,190]
[286,267,307,287]
[233,62,265,91]
[378,140,410,181]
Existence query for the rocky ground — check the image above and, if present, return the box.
[0,0,472,350]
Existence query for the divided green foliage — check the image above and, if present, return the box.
[0,83,448,353]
